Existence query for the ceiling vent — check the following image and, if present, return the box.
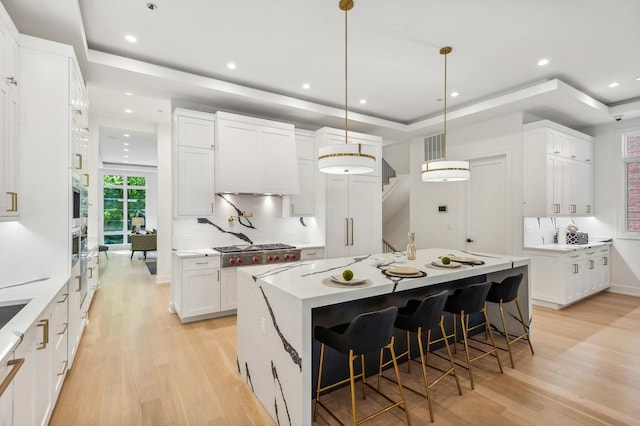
[424,133,444,161]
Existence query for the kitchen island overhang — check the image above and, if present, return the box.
[237,248,530,426]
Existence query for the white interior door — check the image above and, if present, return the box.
[466,156,508,254]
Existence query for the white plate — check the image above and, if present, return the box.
[331,275,366,285]
[430,261,462,268]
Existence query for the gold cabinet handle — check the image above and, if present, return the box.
[554,203,560,213]
[589,259,595,270]
[571,204,577,213]
[6,76,17,86]
[0,358,24,398]
[58,322,68,335]
[345,218,349,246]
[573,264,579,274]
[6,192,18,212]
[75,275,82,292]
[603,256,608,266]
[88,267,94,279]
[75,153,83,170]
[74,109,83,116]
[37,319,49,350]
[57,360,68,376]
[84,173,90,187]
[350,218,354,246]
[58,293,69,303]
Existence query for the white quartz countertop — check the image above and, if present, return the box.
[238,248,529,308]
[523,241,611,252]
[0,273,69,364]
[172,248,221,258]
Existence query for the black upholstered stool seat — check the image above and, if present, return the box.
[313,306,411,425]
[486,273,534,368]
[443,282,503,389]
[379,290,462,422]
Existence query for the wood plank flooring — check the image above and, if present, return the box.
[50,252,640,425]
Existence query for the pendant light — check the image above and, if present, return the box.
[318,0,376,175]
[421,46,470,182]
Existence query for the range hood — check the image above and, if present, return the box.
[214,111,300,195]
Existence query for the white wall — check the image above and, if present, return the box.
[409,113,524,253]
[588,117,640,295]
[156,123,172,284]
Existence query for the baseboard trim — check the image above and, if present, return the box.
[606,284,640,297]
[155,274,171,284]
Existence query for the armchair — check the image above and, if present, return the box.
[130,233,157,259]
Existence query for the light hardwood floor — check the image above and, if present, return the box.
[50,252,640,425]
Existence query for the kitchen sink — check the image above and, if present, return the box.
[0,301,29,329]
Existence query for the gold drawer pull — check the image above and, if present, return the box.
[6,192,18,212]
[75,275,82,292]
[37,319,49,350]
[58,293,69,303]
[75,153,83,170]
[6,76,17,86]
[57,360,68,376]
[58,322,68,335]
[0,358,24,398]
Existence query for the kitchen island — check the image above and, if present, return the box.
[237,248,530,425]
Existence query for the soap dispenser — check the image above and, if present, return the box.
[406,232,416,260]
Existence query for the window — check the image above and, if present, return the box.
[103,174,146,244]
[623,131,640,234]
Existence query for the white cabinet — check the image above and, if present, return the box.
[67,264,82,368]
[51,284,69,402]
[171,254,236,322]
[220,268,238,312]
[325,174,382,259]
[173,109,216,217]
[215,111,298,195]
[285,129,316,216]
[523,121,594,216]
[524,245,611,309]
[0,5,19,221]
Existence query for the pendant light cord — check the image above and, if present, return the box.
[443,48,448,159]
[344,3,349,146]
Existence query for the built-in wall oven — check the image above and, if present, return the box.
[71,230,81,266]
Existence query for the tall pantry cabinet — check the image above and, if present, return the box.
[316,127,382,258]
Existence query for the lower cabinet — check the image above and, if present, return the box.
[525,245,610,309]
[67,263,82,369]
[300,247,324,261]
[13,291,63,426]
[172,254,237,323]
[51,284,69,402]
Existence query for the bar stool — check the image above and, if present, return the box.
[444,282,503,389]
[486,273,534,368]
[379,290,462,422]
[314,306,411,426]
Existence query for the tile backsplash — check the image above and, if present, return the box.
[523,216,609,246]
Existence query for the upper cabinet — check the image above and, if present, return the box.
[0,4,19,220]
[215,111,298,195]
[286,129,316,216]
[173,108,216,217]
[523,120,594,217]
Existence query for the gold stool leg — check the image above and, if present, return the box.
[361,354,367,400]
[498,299,515,368]
[452,313,458,354]
[418,327,434,422]
[440,319,462,395]
[406,330,412,373]
[515,297,535,356]
[459,311,476,389]
[348,349,358,426]
[313,343,325,421]
[389,338,412,425]
[483,303,504,374]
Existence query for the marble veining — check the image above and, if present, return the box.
[300,254,372,278]
[245,362,254,392]
[217,194,256,229]
[197,217,253,244]
[259,286,302,371]
[272,361,292,426]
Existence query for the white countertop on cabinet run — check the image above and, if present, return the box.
[523,241,611,252]
[0,273,69,363]
[172,248,221,258]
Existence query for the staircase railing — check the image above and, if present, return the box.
[382,239,399,254]
[382,158,396,190]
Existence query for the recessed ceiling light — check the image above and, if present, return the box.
[123,142,130,146]
[124,92,133,96]
[537,58,549,66]
[302,83,310,90]
[227,62,237,70]
[635,76,640,81]
[123,155,129,158]
[124,108,133,113]
[124,148,129,152]
[609,82,619,88]
[124,133,130,138]
[450,92,459,97]
[359,99,367,104]
[125,35,137,43]
[123,160,129,163]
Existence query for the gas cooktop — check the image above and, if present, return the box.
[213,243,295,253]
